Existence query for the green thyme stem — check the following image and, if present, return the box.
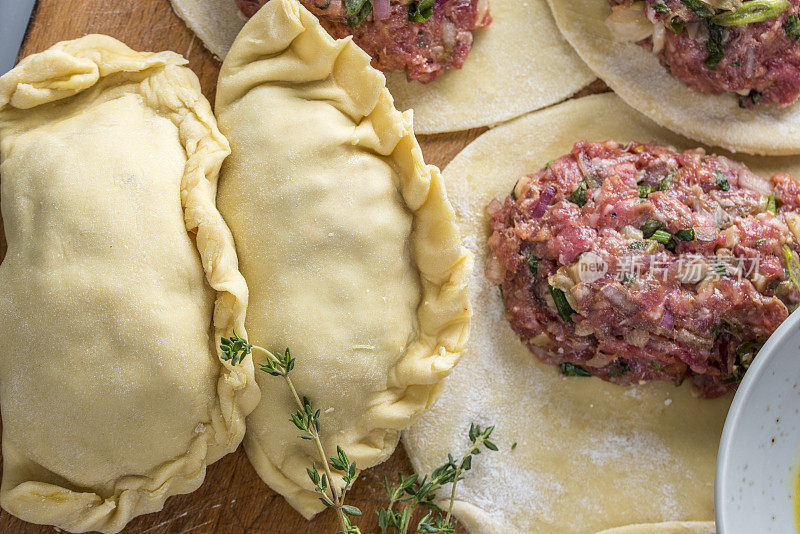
[400,514,411,534]
[377,424,496,534]
[444,438,487,525]
[253,346,355,534]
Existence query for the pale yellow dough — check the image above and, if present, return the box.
[597,522,716,534]
[548,0,800,156]
[0,36,259,533]
[215,0,472,519]
[169,0,595,133]
[403,93,800,533]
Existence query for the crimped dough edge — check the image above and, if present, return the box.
[216,0,473,517]
[169,0,596,134]
[0,35,260,533]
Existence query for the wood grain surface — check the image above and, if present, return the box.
[0,1,605,532]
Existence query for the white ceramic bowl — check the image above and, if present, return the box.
[717,310,800,533]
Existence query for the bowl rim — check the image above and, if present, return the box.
[715,308,800,532]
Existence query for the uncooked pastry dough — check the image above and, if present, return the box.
[0,35,259,533]
[548,0,800,156]
[169,0,595,133]
[597,522,716,534]
[215,0,472,518]
[403,93,800,533]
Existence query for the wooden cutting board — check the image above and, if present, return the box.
[0,1,605,531]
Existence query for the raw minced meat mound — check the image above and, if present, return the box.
[608,0,800,107]
[487,140,800,397]
[236,0,492,83]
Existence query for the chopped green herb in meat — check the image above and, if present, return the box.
[568,179,588,207]
[705,22,726,69]
[651,229,677,251]
[549,285,576,323]
[559,362,592,377]
[653,2,670,14]
[408,0,435,22]
[715,171,730,191]
[345,0,372,26]
[782,245,800,294]
[658,171,676,191]
[711,0,790,26]
[629,240,658,253]
[607,361,631,377]
[641,219,663,239]
[680,0,715,18]
[723,340,763,383]
[766,192,777,213]
[526,250,539,277]
[671,16,686,32]
[786,13,800,39]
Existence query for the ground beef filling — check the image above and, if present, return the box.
[236,0,491,83]
[487,141,800,397]
[608,0,800,107]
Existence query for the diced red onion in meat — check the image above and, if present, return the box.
[373,0,390,20]
[737,170,773,196]
[531,186,556,218]
[660,308,674,331]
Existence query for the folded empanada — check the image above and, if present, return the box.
[0,36,259,533]
[215,0,472,517]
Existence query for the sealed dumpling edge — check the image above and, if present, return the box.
[169,0,595,134]
[0,35,259,533]
[215,0,473,517]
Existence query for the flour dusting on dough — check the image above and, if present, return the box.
[402,94,751,533]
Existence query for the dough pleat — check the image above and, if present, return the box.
[0,35,259,533]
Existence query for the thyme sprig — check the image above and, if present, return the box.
[219,333,361,534]
[377,423,497,534]
[221,333,497,534]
